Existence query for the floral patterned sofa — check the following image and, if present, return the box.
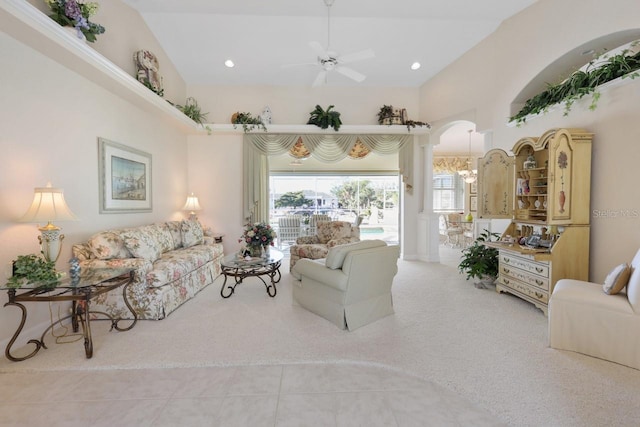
[72,220,223,320]
[289,221,360,270]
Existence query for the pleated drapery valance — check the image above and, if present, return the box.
[243,133,414,222]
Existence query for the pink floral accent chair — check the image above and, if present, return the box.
[289,221,360,270]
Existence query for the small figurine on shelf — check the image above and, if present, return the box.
[523,155,537,169]
[69,257,81,285]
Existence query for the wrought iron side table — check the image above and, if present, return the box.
[1,268,136,361]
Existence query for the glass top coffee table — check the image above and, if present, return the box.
[1,268,136,361]
[220,249,283,298]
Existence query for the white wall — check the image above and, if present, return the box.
[419,0,640,281]
[0,32,189,345]
[186,85,421,255]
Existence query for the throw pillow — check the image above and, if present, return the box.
[325,240,387,270]
[153,223,175,253]
[165,221,183,249]
[120,226,162,263]
[182,219,204,248]
[603,263,631,295]
[88,231,131,260]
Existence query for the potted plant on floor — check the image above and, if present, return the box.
[458,229,501,289]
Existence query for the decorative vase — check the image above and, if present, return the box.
[248,245,262,258]
[558,190,566,213]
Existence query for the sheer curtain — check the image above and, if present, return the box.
[243,133,413,223]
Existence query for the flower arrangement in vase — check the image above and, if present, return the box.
[239,222,277,257]
[45,0,105,43]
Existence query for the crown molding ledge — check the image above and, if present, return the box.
[1,0,198,133]
[206,124,430,135]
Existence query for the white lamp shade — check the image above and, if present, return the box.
[182,193,202,212]
[20,183,77,223]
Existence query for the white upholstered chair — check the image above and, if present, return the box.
[277,216,301,249]
[291,240,400,331]
[549,248,640,370]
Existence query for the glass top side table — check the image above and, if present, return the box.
[1,268,136,361]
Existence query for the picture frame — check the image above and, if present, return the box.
[98,138,152,213]
[470,195,478,212]
[470,181,477,194]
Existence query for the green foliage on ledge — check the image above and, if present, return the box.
[509,43,640,126]
[232,112,267,132]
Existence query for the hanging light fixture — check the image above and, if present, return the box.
[458,130,478,184]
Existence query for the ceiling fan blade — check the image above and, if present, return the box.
[338,48,375,64]
[309,41,329,60]
[335,65,366,83]
[312,70,328,87]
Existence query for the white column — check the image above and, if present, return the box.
[417,134,440,262]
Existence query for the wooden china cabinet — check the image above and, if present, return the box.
[476,128,593,314]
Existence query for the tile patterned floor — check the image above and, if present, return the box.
[0,363,501,426]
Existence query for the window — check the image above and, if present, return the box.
[433,172,464,211]
[269,173,400,244]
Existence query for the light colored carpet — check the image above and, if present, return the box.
[1,248,639,426]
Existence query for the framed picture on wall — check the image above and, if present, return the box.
[470,181,477,194]
[98,138,152,213]
[470,195,478,212]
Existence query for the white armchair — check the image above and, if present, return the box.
[549,248,640,370]
[291,240,400,331]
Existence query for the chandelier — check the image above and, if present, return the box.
[458,130,478,184]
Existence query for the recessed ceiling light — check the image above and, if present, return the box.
[224,59,235,68]
[411,62,421,70]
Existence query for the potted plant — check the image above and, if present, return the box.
[7,254,59,288]
[307,105,342,131]
[177,97,209,125]
[377,105,395,125]
[231,112,267,132]
[458,229,501,289]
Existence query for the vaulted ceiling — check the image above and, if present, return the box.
[123,0,538,88]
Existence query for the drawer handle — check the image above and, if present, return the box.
[536,279,544,286]
[535,292,543,299]
[535,267,544,273]
[504,258,510,263]
[503,268,510,274]
[503,278,510,285]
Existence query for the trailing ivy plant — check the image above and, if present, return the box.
[404,119,431,132]
[7,254,59,288]
[510,41,640,126]
[307,105,342,131]
[231,112,267,132]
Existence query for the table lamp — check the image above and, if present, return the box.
[182,193,202,220]
[20,182,78,262]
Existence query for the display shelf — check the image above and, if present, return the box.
[1,0,200,134]
[206,123,431,135]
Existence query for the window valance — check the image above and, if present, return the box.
[433,156,469,174]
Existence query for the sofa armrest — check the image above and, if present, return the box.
[296,236,321,245]
[292,258,349,291]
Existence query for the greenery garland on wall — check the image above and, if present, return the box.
[509,42,640,126]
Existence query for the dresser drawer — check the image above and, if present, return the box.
[499,253,549,278]
[498,276,549,304]
[500,265,549,290]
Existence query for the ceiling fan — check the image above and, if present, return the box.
[286,0,375,87]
